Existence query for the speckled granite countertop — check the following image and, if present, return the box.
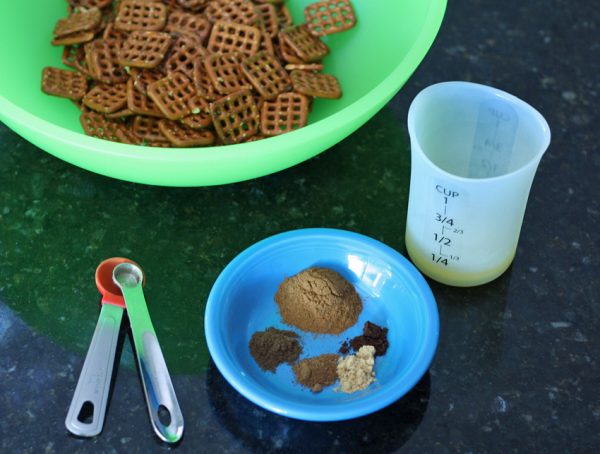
[1,0,599,452]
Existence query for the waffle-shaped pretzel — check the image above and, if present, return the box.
[181,94,212,129]
[304,0,357,36]
[207,20,261,58]
[130,68,164,95]
[285,63,324,71]
[260,92,309,136]
[147,72,196,119]
[280,25,329,63]
[52,31,96,46]
[241,50,291,100]
[103,22,130,42]
[158,119,215,147]
[132,115,170,143]
[276,4,293,29]
[86,39,129,84]
[42,67,88,100]
[204,0,259,26]
[114,1,168,32]
[79,110,117,142]
[290,70,341,99]
[62,45,89,74]
[244,133,267,142]
[83,83,128,113]
[163,35,207,78]
[193,58,219,101]
[115,127,143,145]
[204,52,252,95]
[127,77,165,117]
[54,8,102,38]
[79,111,140,145]
[210,89,260,144]
[106,107,135,119]
[176,0,208,11]
[166,11,212,44]
[256,4,279,39]
[119,31,172,68]
[260,31,275,55]
[278,36,303,64]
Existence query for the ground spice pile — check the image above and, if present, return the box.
[248,266,391,394]
[292,354,340,393]
[249,327,302,373]
[340,321,389,357]
[275,267,362,334]
[336,345,376,393]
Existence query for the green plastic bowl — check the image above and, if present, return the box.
[0,1,446,186]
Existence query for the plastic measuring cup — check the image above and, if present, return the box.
[405,82,551,286]
[65,257,139,437]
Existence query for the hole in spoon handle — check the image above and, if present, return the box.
[65,305,123,437]
[77,401,95,424]
[157,405,171,426]
[138,331,184,444]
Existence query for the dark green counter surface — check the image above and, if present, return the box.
[1,0,599,452]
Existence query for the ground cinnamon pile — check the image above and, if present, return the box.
[249,327,302,373]
[340,321,389,357]
[275,267,362,334]
[292,354,340,393]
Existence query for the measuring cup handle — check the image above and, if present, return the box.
[137,331,185,444]
[65,304,123,437]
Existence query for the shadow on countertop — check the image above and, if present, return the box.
[206,360,431,454]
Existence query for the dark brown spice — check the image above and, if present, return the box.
[339,321,389,357]
[339,340,351,355]
[249,327,302,372]
[292,354,340,393]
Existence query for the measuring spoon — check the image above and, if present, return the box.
[65,257,140,437]
[112,262,184,444]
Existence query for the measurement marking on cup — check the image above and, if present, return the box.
[430,185,464,267]
[469,101,518,178]
[434,234,451,246]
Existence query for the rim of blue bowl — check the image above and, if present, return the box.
[204,228,439,421]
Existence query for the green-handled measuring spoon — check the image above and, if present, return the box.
[112,263,184,444]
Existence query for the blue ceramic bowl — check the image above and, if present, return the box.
[204,228,439,421]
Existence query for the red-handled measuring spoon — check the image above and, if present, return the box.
[65,257,142,437]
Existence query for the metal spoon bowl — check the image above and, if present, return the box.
[113,262,143,289]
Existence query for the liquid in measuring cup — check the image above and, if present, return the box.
[405,82,550,287]
[405,180,517,286]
